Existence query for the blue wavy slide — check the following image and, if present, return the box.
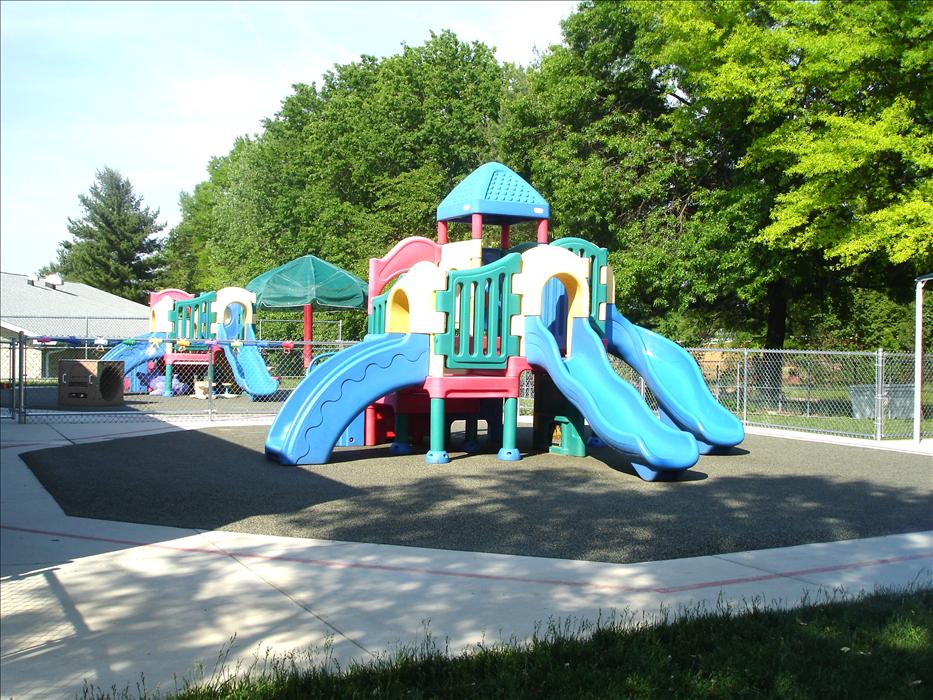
[525,316,699,480]
[215,314,279,398]
[604,305,744,453]
[102,331,166,393]
[266,333,430,465]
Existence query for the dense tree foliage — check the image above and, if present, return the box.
[158,3,928,349]
[163,31,502,292]
[46,167,164,303]
[635,0,931,350]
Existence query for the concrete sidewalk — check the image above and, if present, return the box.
[2,419,931,699]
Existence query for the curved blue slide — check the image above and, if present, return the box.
[525,316,699,480]
[216,312,279,398]
[604,305,744,453]
[266,333,430,465]
[102,332,166,393]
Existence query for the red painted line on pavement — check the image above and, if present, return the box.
[2,524,929,595]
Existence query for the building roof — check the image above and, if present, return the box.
[0,271,150,338]
[436,162,550,224]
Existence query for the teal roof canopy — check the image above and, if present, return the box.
[437,162,550,224]
[247,255,367,310]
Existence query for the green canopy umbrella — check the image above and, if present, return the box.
[247,255,367,367]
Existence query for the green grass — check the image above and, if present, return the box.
[82,587,932,699]
[745,411,933,439]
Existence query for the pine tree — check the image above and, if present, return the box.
[48,167,165,302]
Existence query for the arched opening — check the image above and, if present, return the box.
[222,303,248,340]
[386,288,411,333]
[540,274,582,356]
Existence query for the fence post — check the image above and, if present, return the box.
[915,278,925,444]
[806,356,812,417]
[874,348,884,440]
[17,331,26,424]
[10,338,15,418]
[208,347,215,422]
[742,349,748,425]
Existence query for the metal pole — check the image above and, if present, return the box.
[875,348,884,441]
[18,331,26,424]
[914,278,925,443]
[806,356,812,418]
[208,347,215,421]
[742,349,748,424]
[303,304,313,369]
[6,339,13,418]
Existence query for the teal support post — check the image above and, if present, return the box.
[390,411,412,455]
[498,396,520,461]
[425,398,449,464]
[163,363,174,397]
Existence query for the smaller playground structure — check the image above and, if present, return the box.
[100,286,280,399]
[265,162,744,481]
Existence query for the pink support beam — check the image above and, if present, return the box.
[471,213,483,240]
[500,225,510,250]
[303,304,313,368]
[537,219,549,244]
[437,221,448,245]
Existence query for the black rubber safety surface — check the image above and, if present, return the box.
[21,426,933,565]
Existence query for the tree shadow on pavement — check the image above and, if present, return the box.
[21,428,932,565]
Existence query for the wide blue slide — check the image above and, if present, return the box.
[102,331,166,393]
[215,307,279,398]
[604,305,744,453]
[525,316,699,480]
[266,333,430,465]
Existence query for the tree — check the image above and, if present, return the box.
[164,31,505,339]
[642,0,932,270]
[159,151,240,293]
[635,0,931,345]
[48,167,165,302]
[509,0,925,351]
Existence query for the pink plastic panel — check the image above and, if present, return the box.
[368,237,443,312]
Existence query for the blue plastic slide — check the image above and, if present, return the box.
[102,332,166,393]
[215,310,279,398]
[525,316,699,479]
[266,333,430,465]
[604,305,744,453]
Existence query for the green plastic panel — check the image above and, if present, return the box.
[368,292,389,335]
[435,253,522,369]
[170,291,217,340]
[552,238,609,330]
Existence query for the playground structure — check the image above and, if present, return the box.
[266,162,744,481]
[101,286,280,399]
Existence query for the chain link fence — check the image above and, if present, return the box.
[3,316,931,441]
[521,348,930,441]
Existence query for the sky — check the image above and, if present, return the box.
[0,0,577,275]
